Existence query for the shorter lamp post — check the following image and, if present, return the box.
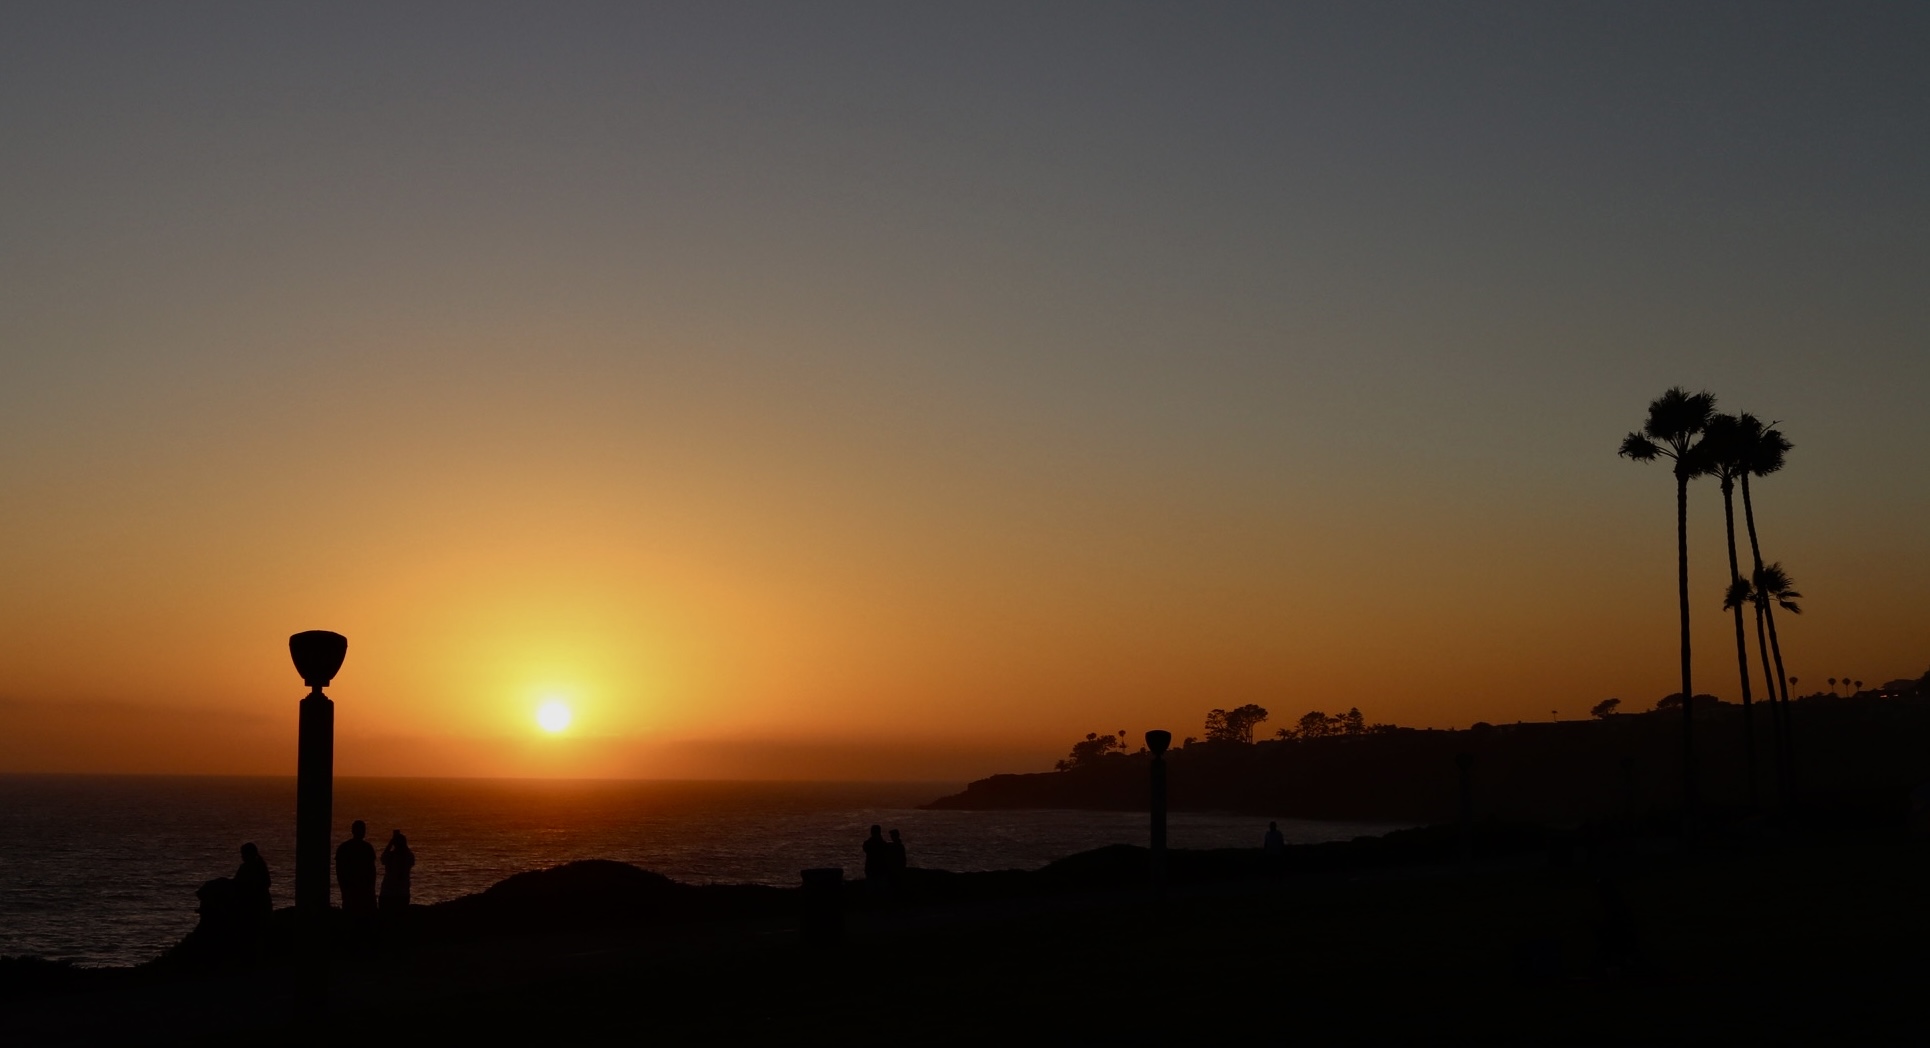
[1620,756,1638,828]
[1455,752,1474,866]
[1146,730,1171,898]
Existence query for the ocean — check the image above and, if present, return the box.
[0,775,1400,967]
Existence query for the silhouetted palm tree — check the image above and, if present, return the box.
[1701,413,1761,807]
[1620,387,1717,830]
[1736,418,1795,801]
[1726,573,1778,757]
[1828,677,1838,695]
[1727,574,1786,804]
[1754,563,1804,799]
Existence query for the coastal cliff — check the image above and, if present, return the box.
[926,695,1930,823]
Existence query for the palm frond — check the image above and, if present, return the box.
[1722,577,1754,612]
[1754,562,1797,593]
[1753,562,1804,613]
[1682,436,1725,478]
[1743,421,1793,477]
[1641,386,1717,443]
[1696,413,1748,478]
[1618,432,1661,461]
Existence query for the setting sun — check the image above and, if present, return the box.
[536,700,572,734]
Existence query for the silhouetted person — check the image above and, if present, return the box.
[887,829,908,890]
[1263,821,1286,877]
[192,843,272,961]
[235,842,272,922]
[194,872,240,957]
[381,830,415,911]
[862,825,889,891]
[336,820,378,916]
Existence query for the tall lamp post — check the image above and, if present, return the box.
[1145,729,1171,898]
[290,631,347,927]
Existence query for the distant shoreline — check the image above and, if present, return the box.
[1,779,1356,968]
[3,820,1482,974]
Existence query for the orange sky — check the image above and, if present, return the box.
[3,6,1927,779]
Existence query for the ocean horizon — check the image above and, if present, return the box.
[0,774,1401,968]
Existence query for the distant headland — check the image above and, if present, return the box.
[926,678,1930,824]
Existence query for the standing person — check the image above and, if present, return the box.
[380,830,415,912]
[335,820,378,916]
[886,829,908,889]
[234,842,274,952]
[1263,821,1286,878]
[862,825,889,892]
[234,842,273,921]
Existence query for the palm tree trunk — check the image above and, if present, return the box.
[1740,472,1795,804]
[1752,600,1785,809]
[1720,477,1757,809]
[1763,597,1796,803]
[1675,468,1697,836]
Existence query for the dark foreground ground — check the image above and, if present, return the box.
[10,825,1929,1045]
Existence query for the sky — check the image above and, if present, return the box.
[2,1,1926,779]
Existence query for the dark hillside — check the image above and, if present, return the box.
[927,695,1930,824]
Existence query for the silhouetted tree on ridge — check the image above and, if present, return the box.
[1702,413,1762,808]
[1274,707,1393,739]
[1203,704,1269,744]
[1620,386,1717,832]
[1055,731,1128,771]
[1278,710,1337,739]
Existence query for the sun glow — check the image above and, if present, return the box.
[536,700,573,733]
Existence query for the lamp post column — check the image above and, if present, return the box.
[1145,730,1171,899]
